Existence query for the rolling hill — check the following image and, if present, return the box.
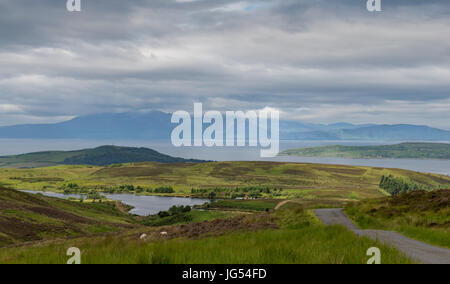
[0,185,414,264]
[280,143,450,159]
[0,187,137,246]
[2,161,450,205]
[0,145,205,168]
[1,161,449,263]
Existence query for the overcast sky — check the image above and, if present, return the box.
[0,0,449,128]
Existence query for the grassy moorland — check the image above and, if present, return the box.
[0,206,414,264]
[0,161,448,264]
[345,189,450,248]
[1,161,449,206]
[0,185,238,247]
[280,142,450,159]
[0,187,243,247]
[0,187,138,246]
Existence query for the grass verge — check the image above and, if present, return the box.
[345,189,450,248]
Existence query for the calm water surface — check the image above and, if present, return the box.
[2,139,449,175]
[21,190,209,216]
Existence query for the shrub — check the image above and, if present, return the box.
[154,186,174,194]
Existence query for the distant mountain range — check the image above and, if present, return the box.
[0,145,205,168]
[0,111,449,141]
[0,112,173,140]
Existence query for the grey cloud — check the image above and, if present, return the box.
[0,0,449,127]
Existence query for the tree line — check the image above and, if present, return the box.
[379,175,423,195]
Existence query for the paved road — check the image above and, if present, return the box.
[314,208,450,264]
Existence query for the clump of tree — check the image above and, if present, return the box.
[153,186,175,194]
[62,183,90,194]
[78,184,152,194]
[67,183,79,189]
[191,186,282,199]
[87,190,106,202]
[142,205,192,226]
[61,183,156,195]
[379,175,425,195]
[158,205,192,217]
[119,184,135,191]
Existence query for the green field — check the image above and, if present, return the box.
[345,189,450,248]
[0,206,414,264]
[280,142,450,159]
[1,161,449,207]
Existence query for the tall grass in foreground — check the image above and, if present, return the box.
[0,225,413,264]
[345,190,450,249]
[0,206,415,264]
[346,207,450,249]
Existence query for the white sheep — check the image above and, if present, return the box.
[139,233,148,240]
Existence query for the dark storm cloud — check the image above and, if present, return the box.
[0,0,449,127]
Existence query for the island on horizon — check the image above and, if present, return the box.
[0,145,207,168]
[279,142,450,159]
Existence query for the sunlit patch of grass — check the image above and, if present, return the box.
[347,192,360,200]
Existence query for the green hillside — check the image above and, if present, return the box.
[0,145,205,168]
[1,160,447,263]
[0,187,138,246]
[280,143,450,159]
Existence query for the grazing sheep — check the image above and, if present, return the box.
[160,231,168,237]
[139,233,148,240]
